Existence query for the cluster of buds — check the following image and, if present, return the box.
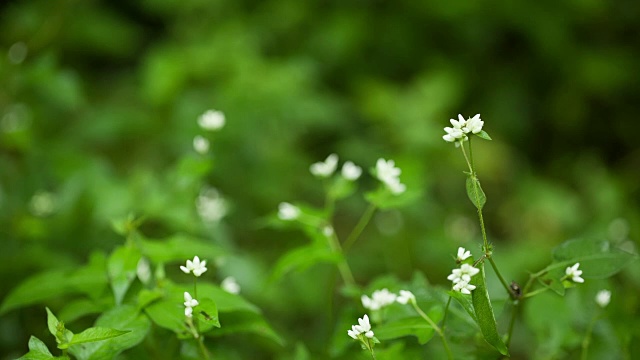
[375,158,406,195]
[361,288,416,311]
[442,114,484,145]
[347,314,375,340]
[310,154,362,181]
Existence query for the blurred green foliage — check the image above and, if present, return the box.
[1,0,639,358]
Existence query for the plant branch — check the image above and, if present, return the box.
[343,203,377,253]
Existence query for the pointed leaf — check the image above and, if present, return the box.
[197,297,221,333]
[138,234,227,264]
[448,291,477,323]
[374,315,438,345]
[466,176,486,210]
[471,264,509,355]
[107,245,141,305]
[475,130,492,140]
[270,243,341,281]
[551,238,636,278]
[205,311,285,346]
[16,336,56,360]
[1,271,70,315]
[68,327,129,345]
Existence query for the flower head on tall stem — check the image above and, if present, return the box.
[180,256,208,277]
[456,247,472,262]
[341,161,362,181]
[310,154,338,178]
[375,158,406,194]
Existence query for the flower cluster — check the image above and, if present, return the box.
[184,292,199,318]
[375,158,406,194]
[361,289,416,310]
[180,256,208,277]
[277,202,300,221]
[595,289,611,308]
[447,263,480,294]
[442,114,484,144]
[310,154,362,181]
[347,314,374,340]
[565,262,584,283]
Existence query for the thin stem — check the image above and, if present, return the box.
[411,302,453,360]
[581,315,599,360]
[366,338,377,360]
[193,277,198,299]
[522,287,549,299]
[487,257,514,298]
[343,203,377,253]
[506,301,519,348]
[441,296,452,331]
[197,337,211,359]
[459,139,474,174]
[327,233,356,287]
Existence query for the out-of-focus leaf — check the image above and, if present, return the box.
[107,245,141,305]
[1,271,70,315]
[364,187,421,210]
[196,297,220,333]
[549,238,637,278]
[206,311,285,346]
[374,314,439,345]
[138,234,227,264]
[448,290,477,323]
[270,243,341,281]
[471,264,509,356]
[59,298,110,323]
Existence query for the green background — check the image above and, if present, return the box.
[1,0,639,358]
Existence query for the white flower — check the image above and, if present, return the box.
[341,161,362,181]
[361,289,397,311]
[221,276,241,294]
[185,306,194,318]
[448,264,480,294]
[193,135,210,154]
[180,256,208,277]
[136,258,151,284]
[347,326,360,339]
[184,292,199,308]
[322,225,334,237]
[453,280,476,295]
[278,202,300,221]
[198,110,225,131]
[396,290,415,305]
[595,289,611,308]
[310,154,338,178]
[565,263,584,283]
[196,187,228,223]
[456,247,472,261]
[375,158,406,194]
[463,114,483,134]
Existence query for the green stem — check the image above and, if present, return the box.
[193,277,198,299]
[522,287,549,299]
[367,338,377,360]
[343,203,377,254]
[197,337,211,359]
[327,232,356,287]
[487,257,514,298]
[411,302,453,360]
[506,301,519,348]
[581,315,599,360]
[441,296,452,331]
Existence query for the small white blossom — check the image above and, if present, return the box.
[196,187,228,223]
[565,262,584,283]
[184,292,199,308]
[136,258,151,284]
[221,276,241,294]
[347,315,375,340]
[185,306,194,318]
[180,256,208,277]
[278,202,300,221]
[453,280,476,295]
[362,289,397,311]
[198,110,225,131]
[322,225,334,237]
[448,264,480,294]
[463,114,483,134]
[456,247,472,261]
[375,158,406,195]
[193,135,210,154]
[347,326,360,339]
[396,290,415,305]
[310,154,338,178]
[341,161,362,181]
[595,289,611,308]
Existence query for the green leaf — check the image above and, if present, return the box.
[375,316,437,345]
[364,186,421,210]
[447,291,477,323]
[46,308,73,349]
[107,245,141,305]
[270,243,341,281]
[16,336,55,360]
[144,299,186,333]
[137,288,164,309]
[138,234,227,264]
[67,305,151,360]
[1,271,71,315]
[205,311,285,346]
[475,130,492,140]
[68,327,129,345]
[59,298,110,324]
[471,264,509,356]
[195,283,261,314]
[196,297,221,333]
[537,269,565,296]
[465,175,486,210]
[550,238,637,278]
[66,252,109,299]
